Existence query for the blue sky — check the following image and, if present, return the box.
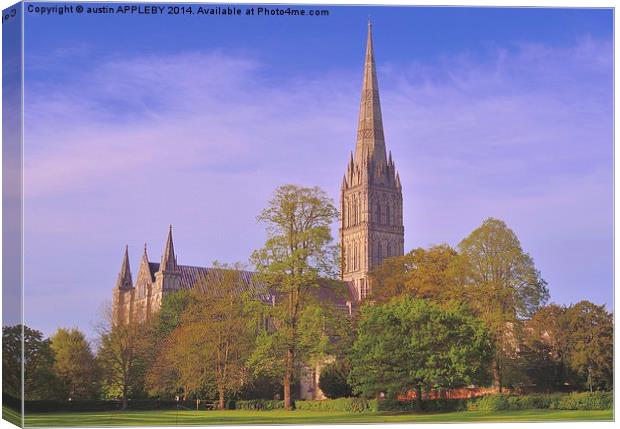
[20,5,613,338]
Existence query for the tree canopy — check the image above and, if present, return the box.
[250,184,340,409]
[50,328,100,399]
[348,297,493,404]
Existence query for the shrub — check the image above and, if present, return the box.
[295,398,378,412]
[235,399,284,410]
[467,394,509,411]
[377,398,467,412]
[468,392,613,411]
[552,392,613,410]
[319,362,353,399]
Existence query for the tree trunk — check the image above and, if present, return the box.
[219,387,225,410]
[492,357,502,393]
[415,386,422,411]
[122,384,128,410]
[283,348,294,410]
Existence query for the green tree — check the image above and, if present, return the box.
[319,361,353,399]
[250,184,339,409]
[50,328,100,399]
[519,304,571,391]
[564,301,613,391]
[151,289,195,342]
[3,325,63,400]
[97,314,151,408]
[348,297,493,409]
[148,263,254,408]
[456,218,549,391]
[370,244,458,303]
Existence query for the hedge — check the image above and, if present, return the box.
[17,391,613,414]
[467,392,613,411]
[295,398,379,413]
[235,400,284,410]
[296,392,613,413]
[22,399,203,412]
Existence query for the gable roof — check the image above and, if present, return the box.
[147,261,354,307]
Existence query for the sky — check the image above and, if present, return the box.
[17,4,613,338]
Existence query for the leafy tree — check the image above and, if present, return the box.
[319,361,353,399]
[250,184,339,409]
[348,297,493,409]
[370,244,458,303]
[151,289,195,342]
[3,325,63,400]
[97,312,151,408]
[148,263,254,408]
[50,328,100,399]
[456,218,549,391]
[564,301,613,391]
[519,304,571,391]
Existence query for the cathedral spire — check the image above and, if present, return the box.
[354,19,386,166]
[115,245,133,290]
[160,225,178,272]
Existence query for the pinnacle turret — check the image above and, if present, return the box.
[115,245,133,290]
[160,225,178,272]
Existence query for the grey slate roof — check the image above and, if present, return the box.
[148,262,353,308]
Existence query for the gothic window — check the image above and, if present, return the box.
[387,242,392,257]
[375,203,381,224]
[386,204,390,225]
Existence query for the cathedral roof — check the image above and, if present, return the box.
[146,261,352,306]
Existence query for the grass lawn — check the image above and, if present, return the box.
[7,407,611,427]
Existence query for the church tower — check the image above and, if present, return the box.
[340,22,404,301]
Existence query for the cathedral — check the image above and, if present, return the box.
[112,20,404,366]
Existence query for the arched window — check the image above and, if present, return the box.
[386,204,390,225]
[375,203,381,224]
[346,200,350,227]
[387,242,392,257]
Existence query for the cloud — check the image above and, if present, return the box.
[23,35,613,335]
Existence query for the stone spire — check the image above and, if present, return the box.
[354,19,386,166]
[340,22,404,302]
[115,245,133,290]
[160,225,178,272]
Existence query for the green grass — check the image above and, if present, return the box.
[11,407,612,427]
[2,405,22,427]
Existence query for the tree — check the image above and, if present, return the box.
[348,297,493,409]
[519,304,571,391]
[50,328,100,399]
[564,301,613,391]
[319,361,353,399]
[3,325,63,401]
[151,289,195,343]
[456,218,549,391]
[370,244,458,303]
[250,184,339,409]
[148,263,254,408]
[97,310,151,408]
